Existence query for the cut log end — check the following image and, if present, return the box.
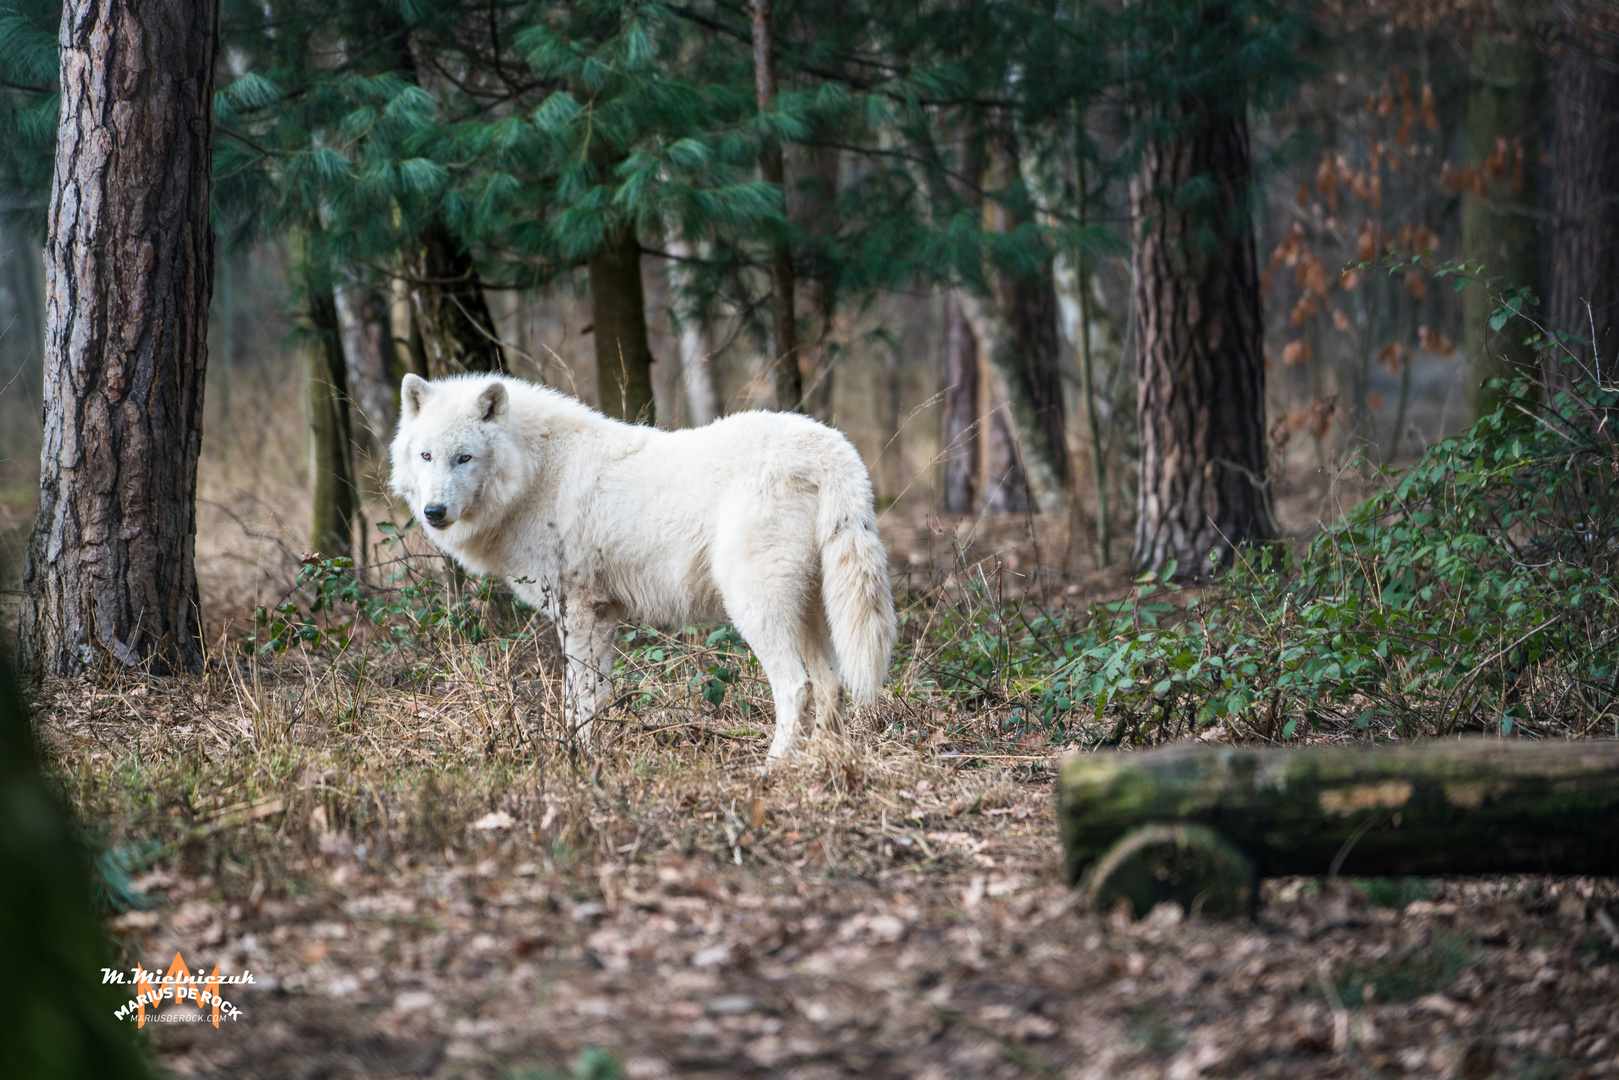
[1081,823,1257,920]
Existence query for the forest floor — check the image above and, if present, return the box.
[10,480,1618,1080]
[36,671,1619,1080]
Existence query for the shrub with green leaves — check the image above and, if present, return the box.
[1047,366,1619,742]
[251,520,533,659]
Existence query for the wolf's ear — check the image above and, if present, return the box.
[401,374,430,421]
[476,381,507,423]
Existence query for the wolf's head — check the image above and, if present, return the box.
[389,375,517,534]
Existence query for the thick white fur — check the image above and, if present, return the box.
[389,373,896,758]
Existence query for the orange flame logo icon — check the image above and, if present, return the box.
[133,951,226,1028]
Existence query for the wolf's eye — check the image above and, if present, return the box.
[457,454,473,464]
[420,451,432,462]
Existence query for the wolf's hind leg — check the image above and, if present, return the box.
[559,597,619,747]
[803,603,843,739]
[727,604,810,760]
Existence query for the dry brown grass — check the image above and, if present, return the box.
[33,593,1054,907]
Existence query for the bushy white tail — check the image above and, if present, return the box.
[817,460,896,703]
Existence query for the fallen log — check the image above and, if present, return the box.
[1057,740,1619,916]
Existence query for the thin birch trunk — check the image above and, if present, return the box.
[333,281,397,447]
[667,238,719,427]
[942,291,979,514]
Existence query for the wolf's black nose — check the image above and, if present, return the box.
[424,504,447,525]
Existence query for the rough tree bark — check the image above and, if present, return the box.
[1007,272,1067,486]
[19,0,217,675]
[307,288,357,560]
[951,130,1067,515]
[751,0,802,412]
[1548,13,1619,381]
[1075,262,1113,567]
[942,292,979,514]
[406,219,505,377]
[1073,146,1113,568]
[1462,30,1542,418]
[1130,89,1272,576]
[590,222,656,424]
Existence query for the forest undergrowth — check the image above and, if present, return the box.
[32,327,1614,924]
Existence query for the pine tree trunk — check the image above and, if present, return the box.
[958,133,1068,515]
[307,289,356,560]
[333,281,396,448]
[987,130,1067,488]
[980,406,1032,513]
[1073,144,1114,568]
[389,274,430,380]
[1006,268,1068,488]
[19,0,217,676]
[407,219,505,377]
[795,142,840,421]
[1548,18,1619,380]
[1131,101,1272,576]
[590,222,656,424]
[1462,32,1542,417]
[942,291,979,514]
[751,0,801,412]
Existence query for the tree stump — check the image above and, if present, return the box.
[1059,741,1619,906]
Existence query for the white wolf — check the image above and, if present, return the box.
[389,373,896,758]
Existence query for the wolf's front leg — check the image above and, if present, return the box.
[559,597,619,746]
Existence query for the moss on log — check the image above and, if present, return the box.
[1058,741,1619,886]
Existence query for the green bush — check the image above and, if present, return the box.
[1045,366,1619,741]
[250,520,533,658]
